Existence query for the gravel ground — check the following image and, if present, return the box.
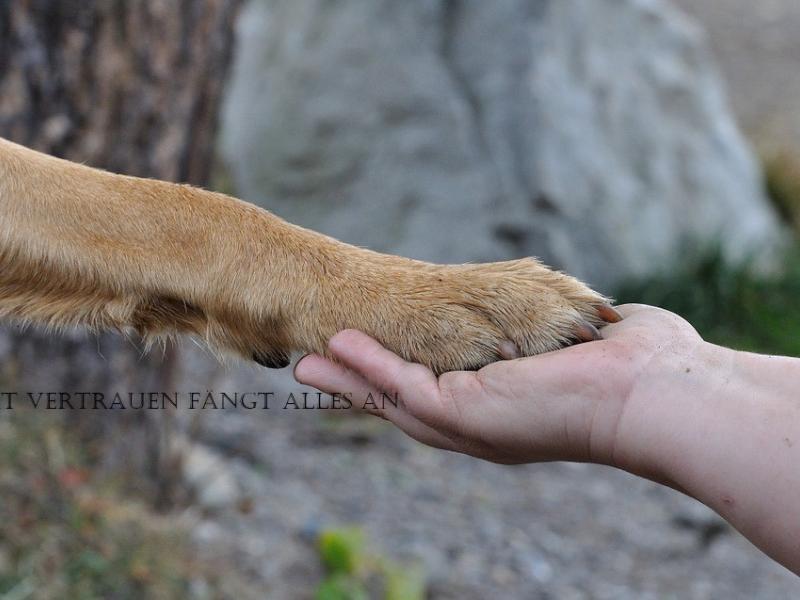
[175,353,799,599]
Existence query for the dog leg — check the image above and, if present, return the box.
[0,138,619,373]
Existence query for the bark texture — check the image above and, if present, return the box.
[0,0,242,505]
[0,0,240,182]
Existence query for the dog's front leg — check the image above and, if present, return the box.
[0,137,619,374]
[0,136,320,366]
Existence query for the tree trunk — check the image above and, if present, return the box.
[0,0,242,506]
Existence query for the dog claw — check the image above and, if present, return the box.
[575,322,602,343]
[596,304,623,323]
[253,351,291,369]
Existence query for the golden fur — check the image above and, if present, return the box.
[0,137,616,374]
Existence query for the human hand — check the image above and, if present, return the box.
[296,304,800,575]
[294,304,707,469]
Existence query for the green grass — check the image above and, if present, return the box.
[615,249,800,357]
[615,150,800,358]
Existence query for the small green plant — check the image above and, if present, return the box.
[319,527,366,576]
[315,527,426,600]
[384,564,426,600]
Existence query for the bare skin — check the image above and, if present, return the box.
[295,304,800,576]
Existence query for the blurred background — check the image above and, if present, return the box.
[1,0,800,598]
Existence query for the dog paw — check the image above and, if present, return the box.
[292,256,621,374]
[375,258,620,373]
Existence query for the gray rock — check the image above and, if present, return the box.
[221,0,782,290]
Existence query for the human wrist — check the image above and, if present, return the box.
[606,338,737,488]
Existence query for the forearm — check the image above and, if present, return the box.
[619,342,800,573]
